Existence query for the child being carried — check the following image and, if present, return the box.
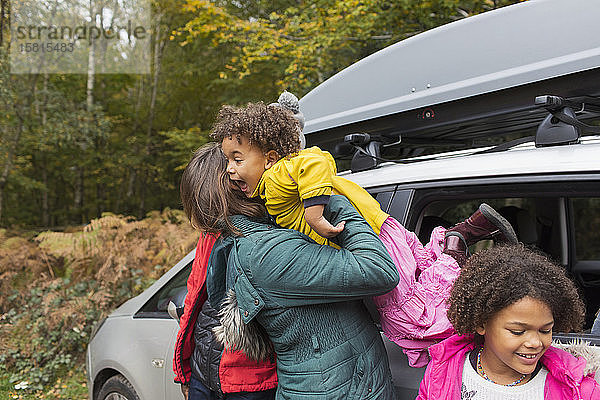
[212,95,517,367]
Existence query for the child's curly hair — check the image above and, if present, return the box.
[180,142,266,236]
[210,102,301,157]
[447,244,585,335]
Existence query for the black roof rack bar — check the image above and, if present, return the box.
[536,95,600,111]
[537,95,600,131]
[342,94,600,171]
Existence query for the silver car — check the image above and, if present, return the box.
[87,250,194,400]
[86,135,600,400]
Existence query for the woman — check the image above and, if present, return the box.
[180,142,400,399]
[175,143,278,400]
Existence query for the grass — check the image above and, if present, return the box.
[0,367,88,400]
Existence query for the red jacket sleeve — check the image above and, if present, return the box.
[173,233,219,384]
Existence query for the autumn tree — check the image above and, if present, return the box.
[177,0,523,95]
[0,0,523,229]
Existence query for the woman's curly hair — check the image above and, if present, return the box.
[447,244,585,335]
[210,102,301,157]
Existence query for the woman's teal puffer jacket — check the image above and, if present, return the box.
[208,195,400,399]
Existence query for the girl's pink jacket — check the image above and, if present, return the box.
[417,334,600,400]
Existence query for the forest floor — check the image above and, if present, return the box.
[0,368,87,399]
[0,210,198,399]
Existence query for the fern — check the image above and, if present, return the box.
[0,210,199,391]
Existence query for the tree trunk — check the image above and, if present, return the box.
[138,171,146,219]
[96,181,105,217]
[0,117,23,224]
[0,0,8,48]
[86,0,96,111]
[125,76,145,208]
[316,54,325,83]
[42,165,49,226]
[41,73,49,226]
[126,169,136,198]
[139,13,165,217]
[0,0,6,47]
[73,167,84,222]
[145,16,166,150]
[74,0,97,223]
[130,76,145,136]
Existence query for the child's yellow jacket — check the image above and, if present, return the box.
[253,146,389,245]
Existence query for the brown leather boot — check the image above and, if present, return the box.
[443,203,518,267]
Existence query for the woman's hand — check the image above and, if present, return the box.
[305,204,345,238]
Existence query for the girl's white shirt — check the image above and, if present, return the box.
[460,351,547,400]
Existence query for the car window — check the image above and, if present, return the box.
[572,198,600,260]
[135,261,193,318]
[571,197,600,334]
[417,197,559,260]
[406,188,600,335]
[365,187,396,214]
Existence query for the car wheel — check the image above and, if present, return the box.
[97,375,140,400]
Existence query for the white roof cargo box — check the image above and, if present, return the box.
[300,0,600,151]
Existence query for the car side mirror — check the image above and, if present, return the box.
[167,286,187,323]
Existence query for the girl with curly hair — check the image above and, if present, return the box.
[212,96,517,367]
[417,244,600,400]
